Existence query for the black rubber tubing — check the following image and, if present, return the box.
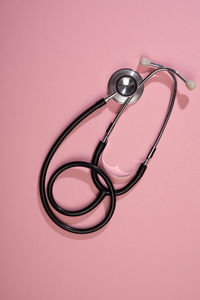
[39,99,116,234]
[40,71,177,234]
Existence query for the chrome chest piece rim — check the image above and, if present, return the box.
[108,68,144,104]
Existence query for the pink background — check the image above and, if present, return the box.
[1,0,200,299]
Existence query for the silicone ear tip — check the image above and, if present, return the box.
[185,80,196,90]
[140,57,151,66]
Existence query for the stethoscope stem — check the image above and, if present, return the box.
[105,92,118,102]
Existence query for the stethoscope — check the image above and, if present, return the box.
[39,57,196,234]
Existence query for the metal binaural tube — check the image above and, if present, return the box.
[150,63,188,82]
[102,95,133,142]
[140,57,196,90]
[138,67,185,88]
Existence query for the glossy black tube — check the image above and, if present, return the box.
[39,99,116,234]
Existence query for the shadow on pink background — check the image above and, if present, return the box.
[1,0,200,299]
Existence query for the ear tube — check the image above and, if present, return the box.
[185,80,196,90]
[140,56,196,90]
[140,57,151,66]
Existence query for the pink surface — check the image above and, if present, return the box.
[1,0,200,299]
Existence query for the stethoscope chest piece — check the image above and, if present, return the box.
[108,68,144,104]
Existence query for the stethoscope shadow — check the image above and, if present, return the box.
[37,66,189,240]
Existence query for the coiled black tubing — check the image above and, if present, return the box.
[39,98,146,234]
[39,72,177,234]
